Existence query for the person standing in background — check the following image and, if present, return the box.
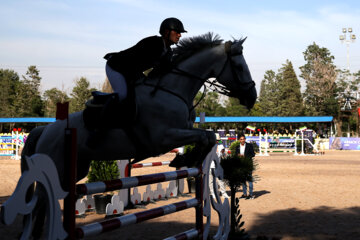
[236,134,255,199]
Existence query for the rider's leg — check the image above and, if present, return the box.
[106,63,127,101]
[86,64,127,148]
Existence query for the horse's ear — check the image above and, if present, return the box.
[239,37,247,45]
[231,37,246,55]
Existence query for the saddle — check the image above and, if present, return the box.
[83,90,137,130]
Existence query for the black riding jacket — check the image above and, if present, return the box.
[104,36,172,82]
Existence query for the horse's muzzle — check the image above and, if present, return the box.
[230,84,257,110]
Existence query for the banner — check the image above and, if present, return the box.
[217,129,227,140]
[246,136,295,148]
[329,137,360,150]
[228,129,236,140]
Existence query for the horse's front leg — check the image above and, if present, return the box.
[161,128,216,168]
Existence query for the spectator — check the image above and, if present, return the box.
[236,134,255,199]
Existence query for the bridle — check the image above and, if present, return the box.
[143,40,253,115]
[171,40,252,112]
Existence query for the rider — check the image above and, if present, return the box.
[85,18,186,146]
[103,17,187,101]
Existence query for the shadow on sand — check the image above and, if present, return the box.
[247,206,360,239]
[0,214,223,240]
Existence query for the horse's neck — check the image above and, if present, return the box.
[178,47,222,78]
[161,47,223,104]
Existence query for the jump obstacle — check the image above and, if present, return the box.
[123,160,185,205]
[74,159,185,217]
[257,131,320,156]
[75,160,187,217]
[1,104,230,240]
[0,133,23,160]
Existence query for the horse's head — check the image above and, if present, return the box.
[215,38,257,109]
[170,33,256,110]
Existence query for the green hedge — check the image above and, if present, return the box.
[87,160,119,183]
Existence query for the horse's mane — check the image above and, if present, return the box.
[173,32,223,64]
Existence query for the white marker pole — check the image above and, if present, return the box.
[258,132,263,156]
[300,130,305,156]
[264,132,269,156]
[294,133,298,155]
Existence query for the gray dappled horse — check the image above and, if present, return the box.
[21,32,256,238]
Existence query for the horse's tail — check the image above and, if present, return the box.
[21,126,46,172]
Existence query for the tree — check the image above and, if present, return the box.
[300,43,338,117]
[224,97,249,116]
[258,70,279,116]
[335,69,360,136]
[14,66,44,117]
[0,69,20,131]
[299,43,343,134]
[102,78,113,93]
[194,91,225,117]
[193,91,227,129]
[0,69,19,117]
[336,69,360,104]
[248,102,262,116]
[70,77,97,113]
[43,88,70,117]
[276,60,304,116]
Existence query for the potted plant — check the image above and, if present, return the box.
[221,153,256,238]
[87,160,119,214]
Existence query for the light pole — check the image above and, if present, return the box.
[339,28,358,137]
[339,28,357,137]
[339,27,356,72]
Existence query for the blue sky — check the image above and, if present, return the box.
[1,0,360,94]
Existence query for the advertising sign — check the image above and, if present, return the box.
[246,136,295,148]
[329,137,360,150]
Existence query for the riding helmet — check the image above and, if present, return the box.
[159,17,187,35]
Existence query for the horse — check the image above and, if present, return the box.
[21,32,257,237]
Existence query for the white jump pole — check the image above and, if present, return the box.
[15,134,19,160]
[294,134,298,155]
[15,132,20,160]
[258,132,263,156]
[300,130,305,156]
[264,132,269,156]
